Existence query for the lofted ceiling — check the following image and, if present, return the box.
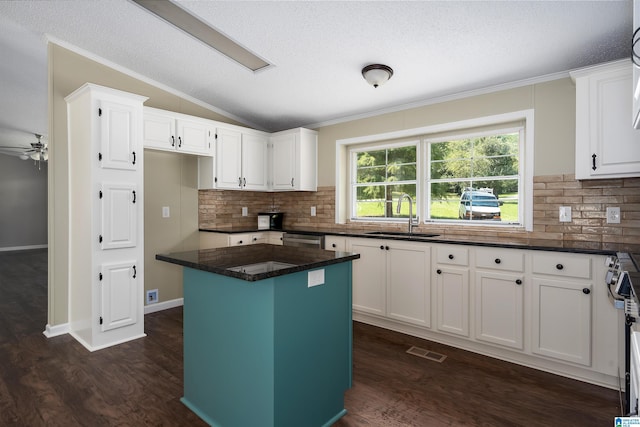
[0,0,633,152]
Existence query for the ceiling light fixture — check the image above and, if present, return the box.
[130,0,271,72]
[362,64,394,88]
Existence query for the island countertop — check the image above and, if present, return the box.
[156,244,360,282]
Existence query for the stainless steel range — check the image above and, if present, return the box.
[607,252,640,415]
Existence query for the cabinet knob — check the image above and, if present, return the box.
[515,279,522,285]
[437,269,442,274]
[380,245,384,250]
[252,237,257,242]
[332,243,336,248]
[495,258,501,264]
[385,246,390,250]
[448,254,454,260]
[582,288,591,295]
[556,263,564,270]
[238,240,243,244]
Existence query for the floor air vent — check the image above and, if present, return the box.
[406,346,447,363]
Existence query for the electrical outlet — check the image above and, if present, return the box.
[146,289,158,304]
[242,207,248,217]
[606,207,621,224]
[559,206,572,222]
[311,206,316,216]
[162,206,170,218]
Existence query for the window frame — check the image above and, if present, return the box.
[335,110,534,231]
[424,125,525,226]
[349,139,420,222]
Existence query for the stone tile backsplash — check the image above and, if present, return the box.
[199,174,640,252]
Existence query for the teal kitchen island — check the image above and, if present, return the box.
[156,244,359,427]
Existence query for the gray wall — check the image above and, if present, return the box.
[0,154,47,249]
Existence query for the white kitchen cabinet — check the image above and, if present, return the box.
[270,128,317,191]
[213,127,269,191]
[228,232,268,246]
[66,83,146,351]
[325,236,346,251]
[435,246,470,337]
[143,107,213,156]
[474,247,524,350]
[387,241,431,327]
[267,231,283,245]
[531,252,593,366]
[348,238,431,327]
[349,239,387,316]
[572,60,640,179]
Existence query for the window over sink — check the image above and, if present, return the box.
[337,110,534,230]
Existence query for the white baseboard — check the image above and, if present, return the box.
[144,297,184,315]
[43,299,183,339]
[1,244,48,252]
[43,322,70,338]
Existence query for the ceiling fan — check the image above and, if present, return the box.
[0,133,48,169]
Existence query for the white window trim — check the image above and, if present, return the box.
[335,109,534,231]
[349,140,420,222]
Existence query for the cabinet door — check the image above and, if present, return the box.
[99,100,139,171]
[435,266,469,337]
[475,271,524,349]
[100,182,137,250]
[100,261,138,332]
[242,133,268,190]
[575,63,640,179]
[271,133,296,190]
[531,278,592,366]
[387,243,431,328]
[177,118,212,155]
[216,128,243,189]
[143,110,176,151]
[349,239,387,316]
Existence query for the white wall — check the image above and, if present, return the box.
[0,154,47,249]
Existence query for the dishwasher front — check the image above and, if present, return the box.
[282,233,325,249]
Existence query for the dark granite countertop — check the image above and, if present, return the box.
[199,227,617,256]
[156,244,360,282]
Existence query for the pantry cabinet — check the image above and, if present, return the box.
[66,83,147,351]
[143,107,213,156]
[572,60,640,179]
[270,128,318,191]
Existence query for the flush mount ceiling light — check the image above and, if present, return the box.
[362,64,394,88]
[131,0,271,72]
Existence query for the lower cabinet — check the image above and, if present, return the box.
[531,277,592,366]
[474,271,524,349]
[346,237,620,388]
[348,238,431,327]
[325,236,346,251]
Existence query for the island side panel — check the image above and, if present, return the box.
[182,267,276,427]
[273,262,353,427]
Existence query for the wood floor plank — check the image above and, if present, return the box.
[0,249,621,426]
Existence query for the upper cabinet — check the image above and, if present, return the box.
[270,128,318,191]
[143,107,213,156]
[214,127,269,191]
[571,60,640,180]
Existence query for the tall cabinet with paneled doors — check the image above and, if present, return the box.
[66,83,147,351]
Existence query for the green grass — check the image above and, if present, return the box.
[357,193,519,222]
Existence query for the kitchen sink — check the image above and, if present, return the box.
[365,231,440,238]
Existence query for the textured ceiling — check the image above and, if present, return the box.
[0,0,633,150]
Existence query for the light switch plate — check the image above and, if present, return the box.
[242,207,248,217]
[162,206,170,218]
[559,206,571,222]
[311,206,316,216]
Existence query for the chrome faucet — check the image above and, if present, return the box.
[397,194,418,234]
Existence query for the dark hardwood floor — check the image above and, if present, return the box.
[0,249,621,426]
